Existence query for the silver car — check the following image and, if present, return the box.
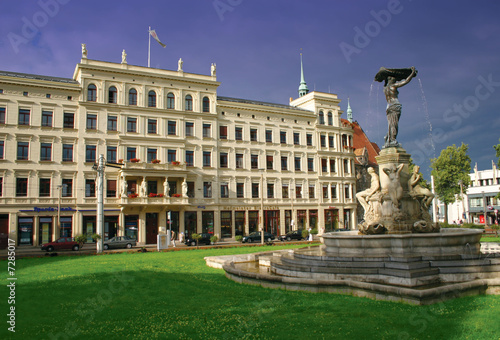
[103,236,136,250]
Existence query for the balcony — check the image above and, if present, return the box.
[121,161,186,171]
[119,196,189,206]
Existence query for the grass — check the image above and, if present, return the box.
[1,245,500,339]
[481,236,500,242]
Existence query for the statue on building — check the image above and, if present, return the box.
[182,179,188,197]
[355,167,380,213]
[178,58,183,72]
[140,178,147,197]
[121,49,127,64]
[211,63,216,77]
[374,67,417,148]
[408,165,435,209]
[163,178,170,197]
[81,43,87,58]
[120,176,127,197]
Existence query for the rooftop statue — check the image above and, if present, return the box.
[374,67,417,148]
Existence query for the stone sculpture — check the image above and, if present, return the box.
[382,164,404,210]
[120,177,127,197]
[178,58,183,72]
[408,165,435,209]
[355,167,380,213]
[182,180,188,197]
[163,178,170,197]
[211,63,216,76]
[122,49,127,64]
[140,178,147,197]
[81,43,87,58]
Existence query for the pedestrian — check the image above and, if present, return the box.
[171,230,176,247]
[308,228,312,241]
[180,232,185,244]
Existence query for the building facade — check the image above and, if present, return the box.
[0,49,356,247]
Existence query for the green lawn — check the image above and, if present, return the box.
[1,245,499,340]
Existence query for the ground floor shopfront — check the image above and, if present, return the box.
[3,203,357,247]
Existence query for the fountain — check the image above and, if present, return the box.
[207,67,500,305]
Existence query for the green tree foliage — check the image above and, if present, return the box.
[430,143,471,223]
[73,234,87,251]
[408,157,431,190]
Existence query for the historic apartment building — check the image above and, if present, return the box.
[0,48,357,246]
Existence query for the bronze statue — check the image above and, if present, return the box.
[374,67,417,148]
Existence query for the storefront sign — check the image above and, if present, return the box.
[29,207,76,213]
[223,206,280,211]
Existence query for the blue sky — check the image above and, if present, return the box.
[1,0,500,179]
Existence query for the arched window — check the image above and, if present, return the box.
[318,110,325,125]
[87,84,97,102]
[129,88,137,106]
[108,86,117,104]
[167,92,175,109]
[202,96,210,112]
[327,111,333,125]
[148,90,156,108]
[185,95,193,111]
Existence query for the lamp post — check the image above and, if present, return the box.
[290,187,295,231]
[260,170,265,244]
[459,180,466,223]
[482,191,488,227]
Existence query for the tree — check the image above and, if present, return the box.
[74,234,87,251]
[430,143,471,224]
[191,233,201,248]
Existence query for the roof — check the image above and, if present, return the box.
[0,70,79,84]
[217,96,312,112]
[351,120,380,166]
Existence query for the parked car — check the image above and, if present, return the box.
[278,229,304,242]
[103,236,137,250]
[242,232,275,243]
[185,233,212,246]
[41,237,79,252]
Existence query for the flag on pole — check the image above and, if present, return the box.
[149,29,166,48]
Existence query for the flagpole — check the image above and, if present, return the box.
[148,26,151,68]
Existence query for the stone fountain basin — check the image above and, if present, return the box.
[320,228,483,257]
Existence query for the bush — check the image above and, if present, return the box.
[235,235,243,243]
[210,235,219,244]
[73,234,87,251]
[311,228,318,234]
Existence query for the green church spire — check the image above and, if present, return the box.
[298,53,309,97]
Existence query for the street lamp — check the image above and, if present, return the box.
[459,180,466,223]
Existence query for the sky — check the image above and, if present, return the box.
[1,0,499,179]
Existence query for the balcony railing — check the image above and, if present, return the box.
[120,196,189,205]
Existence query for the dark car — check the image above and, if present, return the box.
[278,229,304,242]
[242,232,275,243]
[103,236,137,250]
[185,233,212,246]
[41,237,79,252]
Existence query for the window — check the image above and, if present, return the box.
[328,112,333,125]
[343,159,349,173]
[329,136,334,148]
[107,180,117,197]
[203,182,212,198]
[108,86,117,104]
[147,148,157,163]
[319,110,325,124]
[322,159,328,173]
[220,152,228,168]
[87,84,97,101]
[185,150,194,167]
[187,181,195,198]
[62,179,72,197]
[167,92,175,109]
[267,183,274,198]
[203,151,211,167]
[107,146,117,163]
[16,178,28,197]
[250,128,257,141]
[126,147,136,161]
[282,184,289,199]
[0,177,2,197]
[331,184,337,199]
[281,156,288,171]
[39,178,50,197]
[63,144,73,162]
[0,141,3,159]
[148,119,157,134]
[41,111,53,127]
[237,183,244,198]
[330,159,336,172]
[266,129,273,143]
[19,109,30,125]
[86,114,97,130]
[107,115,117,131]
[185,95,193,111]
[148,90,156,107]
[202,96,210,112]
[17,142,29,160]
[236,153,243,169]
[168,121,176,135]
[306,133,313,146]
[86,145,96,163]
[309,185,315,199]
[40,143,52,161]
[219,126,227,139]
[203,123,211,138]
[220,183,229,198]
[323,185,329,199]
[128,88,137,105]
[0,107,5,124]
[344,184,350,199]
[23,91,28,96]
[186,122,194,136]
[168,149,176,163]
[252,183,259,198]
[293,132,300,145]
[295,184,302,198]
[251,154,258,169]
[235,127,243,141]
[321,135,326,147]
[295,157,301,171]
[266,155,273,170]
[86,179,96,197]
[308,157,314,172]
[63,112,74,129]
[280,131,286,144]
[127,117,137,132]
